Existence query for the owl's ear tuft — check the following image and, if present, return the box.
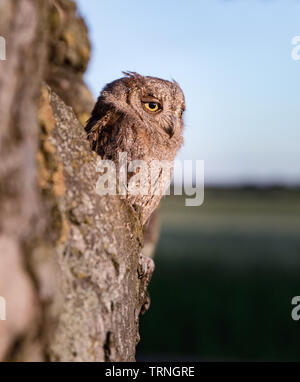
[122,71,145,90]
[122,71,143,79]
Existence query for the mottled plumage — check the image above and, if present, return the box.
[85,72,185,224]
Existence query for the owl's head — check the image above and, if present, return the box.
[86,72,185,151]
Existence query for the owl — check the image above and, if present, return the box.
[85,72,185,225]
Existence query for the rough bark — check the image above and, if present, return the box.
[0,0,152,362]
[0,0,49,361]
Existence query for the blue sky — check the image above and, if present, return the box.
[76,0,300,185]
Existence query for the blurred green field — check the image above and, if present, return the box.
[137,188,300,361]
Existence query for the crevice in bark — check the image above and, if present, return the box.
[104,331,112,362]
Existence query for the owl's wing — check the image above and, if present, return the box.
[85,111,111,153]
[85,97,123,157]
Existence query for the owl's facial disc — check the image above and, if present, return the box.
[140,95,175,137]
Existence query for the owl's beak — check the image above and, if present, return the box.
[165,116,176,138]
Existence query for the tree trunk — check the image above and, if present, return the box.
[0,0,151,362]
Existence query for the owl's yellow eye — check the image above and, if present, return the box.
[144,102,160,112]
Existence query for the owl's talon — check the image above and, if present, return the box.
[141,293,151,314]
[138,254,155,315]
[138,254,155,281]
